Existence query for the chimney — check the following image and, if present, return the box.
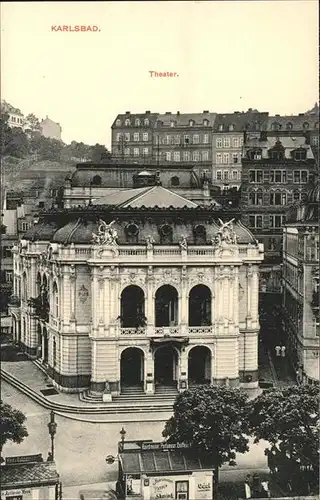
[165,111,171,115]
[177,111,180,116]
[145,110,150,114]
[275,114,280,117]
[298,113,304,116]
[203,110,209,114]
[234,111,240,114]
[125,111,131,115]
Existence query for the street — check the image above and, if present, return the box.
[2,381,269,488]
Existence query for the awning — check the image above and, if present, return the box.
[120,449,213,475]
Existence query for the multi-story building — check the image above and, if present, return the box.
[40,116,62,141]
[241,133,316,291]
[153,111,216,180]
[111,111,158,163]
[212,110,269,190]
[1,100,25,129]
[10,172,263,399]
[282,182,319,385]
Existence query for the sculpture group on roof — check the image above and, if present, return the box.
[92,219,118,246]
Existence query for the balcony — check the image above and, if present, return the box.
[119,326,214,337]
[56,244,260,263]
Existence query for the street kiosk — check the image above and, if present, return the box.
[116,441,215,500]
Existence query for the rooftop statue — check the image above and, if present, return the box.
[216,218,237,245]
[92,219,118,246]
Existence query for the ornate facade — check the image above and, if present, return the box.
[10,184,264,398]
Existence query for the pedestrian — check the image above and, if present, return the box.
[281,345,286,357]
[275,345,281,356]
[261,480,270,498]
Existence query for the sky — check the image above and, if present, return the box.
[1,1,319,148]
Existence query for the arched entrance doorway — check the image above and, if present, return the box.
[154,344,178,386]
[155,285,178,327]
[120,347,144,388]
[188,346,211,385]
[189,285,212,326]
[43,327,48,363]
[120,286,145,328]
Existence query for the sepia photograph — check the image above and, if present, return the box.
[0,1,319,499]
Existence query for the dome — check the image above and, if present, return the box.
[52,219,100,244]
[24,221,59,241]
[306,182,319,204]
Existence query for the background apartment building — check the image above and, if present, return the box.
[111,111,158,163]
[40,116,62,141]
[212,110,269,190]
[1,99,25,128]
[153,111,216,180]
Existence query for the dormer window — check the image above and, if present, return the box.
[135,118,141,126]
[293,148,307,161]
[125,119,131,126]
[189,120,194,127]
[303,122,309,129]
[247,148,262,160]
[229,124,234,131]
[286,122,293,130]
[218,124,223,131]
[144,118,149,126]
[269,150,284,161]
[203,119,209,127]
[315,122,319,129]
[170,121,175,128]
[116,119,121,126]
[271,122,281,131]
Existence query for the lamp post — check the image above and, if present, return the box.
[120,426,126,450]
[47,410,57,461]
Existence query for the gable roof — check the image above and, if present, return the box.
[1,461,59,487]
[214,111,269,132]
[119,185,199,209]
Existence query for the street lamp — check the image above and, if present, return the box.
[120,427,126,451]
[47,410,57,461]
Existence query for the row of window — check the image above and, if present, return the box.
[116,118,150,127]
[117,132,150,142]
[270,121,319,131]
[216,137,244,148]
[216,152,241,164]
[215,170,241,181]
[246,148,307,161]
[248,214,286,228]
[249,170,309,183]
[9,115,24,124]
[249,189,305,205]
[164,151,209,162]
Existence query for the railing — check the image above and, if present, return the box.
[75,248,91,255]
[120,327,146,335]
[119,326,213,336]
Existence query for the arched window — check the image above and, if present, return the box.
[303,122,309,129]
[270,190,282,205]
[53,281,59,317]
[91,175,102,186]
[116,119,121,126]
[159,224,173,244]
[22,273,27,301]
[36,272,42,296]
[125,223,139,243]
[53,338,57,366]
[144,118,149,126]
[170,176,180,187]
[189,120,194,127]
[286,122,293,130]
[229,124,234,131]
[125,118,131,126]
[135,118,141,126]
[193,224,206,244]
[271,122,281,131]
[315,122,319,129]
[249,189,263,205]
[204,120,209,127]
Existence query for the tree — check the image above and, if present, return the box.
[163,386,250,497]
[88,143,111,162]
[25,113,41,133]
[246,385,320,493]
[0,400,28,457]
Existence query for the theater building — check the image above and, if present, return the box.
[10,176,263,399]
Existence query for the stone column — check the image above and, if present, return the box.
[251,267,259,329]
[146,266,154,334]
[180,266,188,335]
[246,264,253,328]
